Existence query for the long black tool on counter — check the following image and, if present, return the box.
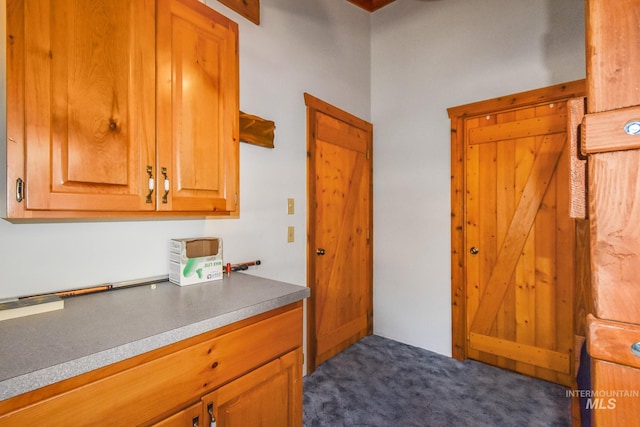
[230,260,261,272]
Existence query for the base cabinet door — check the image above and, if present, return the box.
[152,402,203,427]
[201,349,303,427]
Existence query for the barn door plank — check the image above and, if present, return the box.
[470,133,567,335]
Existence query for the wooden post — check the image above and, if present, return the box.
[584,0,640,424]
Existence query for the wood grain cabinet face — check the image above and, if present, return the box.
[201,349,303,427]
[7,0,157,214]
[0,305,303,427]
[151,402,203,427]
[5,0,239,218]
[156,0,239,214]
[151,350,302,427]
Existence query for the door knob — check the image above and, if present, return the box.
[469,247,479,255]
[316,248,326,256]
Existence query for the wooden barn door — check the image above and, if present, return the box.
[450,82,587,387]
[305,93,373,373]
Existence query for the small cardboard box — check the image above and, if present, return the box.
[169,238,223,286]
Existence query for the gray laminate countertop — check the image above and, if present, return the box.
[0,273,309,401]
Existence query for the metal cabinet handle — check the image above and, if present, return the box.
[470,247,479,255]
[161,167,170,204]
[145,166,154,203]
[207,402,216,427]
[316,248,326,256]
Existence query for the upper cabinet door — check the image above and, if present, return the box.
[14,0,156,213]
[156,0,239,213]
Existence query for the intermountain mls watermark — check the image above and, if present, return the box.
[566,389,640,410]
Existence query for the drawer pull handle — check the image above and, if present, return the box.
[146,166,154,203]
[632,342,640,357]
[207,402,216,427]
[161,167,170,204]
[15,178,24,203]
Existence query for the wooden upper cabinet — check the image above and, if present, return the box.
[156,0,239,213]
[7,0,156,214]
[5,0,239,218]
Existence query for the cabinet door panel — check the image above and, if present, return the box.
[157,0,239,213]
[151,402,202,427]
[202,349,303,427]
[21,0,156,211]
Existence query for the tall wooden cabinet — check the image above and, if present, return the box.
[583,0,640,425]
[5,0,239,219]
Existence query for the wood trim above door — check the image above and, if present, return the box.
[447,80,586,361]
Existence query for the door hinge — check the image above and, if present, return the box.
[15,178,24,203]
[366,149,370,160]
[367,228,371,241]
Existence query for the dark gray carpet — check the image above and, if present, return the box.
[303,335,571,427]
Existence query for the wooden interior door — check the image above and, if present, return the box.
[305,93,373,372]
[464,100,575,386]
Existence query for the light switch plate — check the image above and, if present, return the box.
[287,198,295,215]
[287,226,295,243]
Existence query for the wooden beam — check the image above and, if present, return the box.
[468,113,567,145]
[469,332,570,374]
[582,106,640,154]
[239,111,275,148]
[217,0,259,25]
[347,0,395,13]
[586,0,640,112]
[587,314,640,370]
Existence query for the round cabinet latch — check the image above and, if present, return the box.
[624,121,640,135]
[631,342,640,358]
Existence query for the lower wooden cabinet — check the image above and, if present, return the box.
[155,349,302,427]
[0,303,303,427]
[153,402,203,427]
[202,349,302,427]
[590,360,640,427]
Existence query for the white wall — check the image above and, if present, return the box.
[371,0,585,355]
[0,0,371,300]
[1,0,586,360]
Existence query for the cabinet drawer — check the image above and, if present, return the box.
[0,306,302,426]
